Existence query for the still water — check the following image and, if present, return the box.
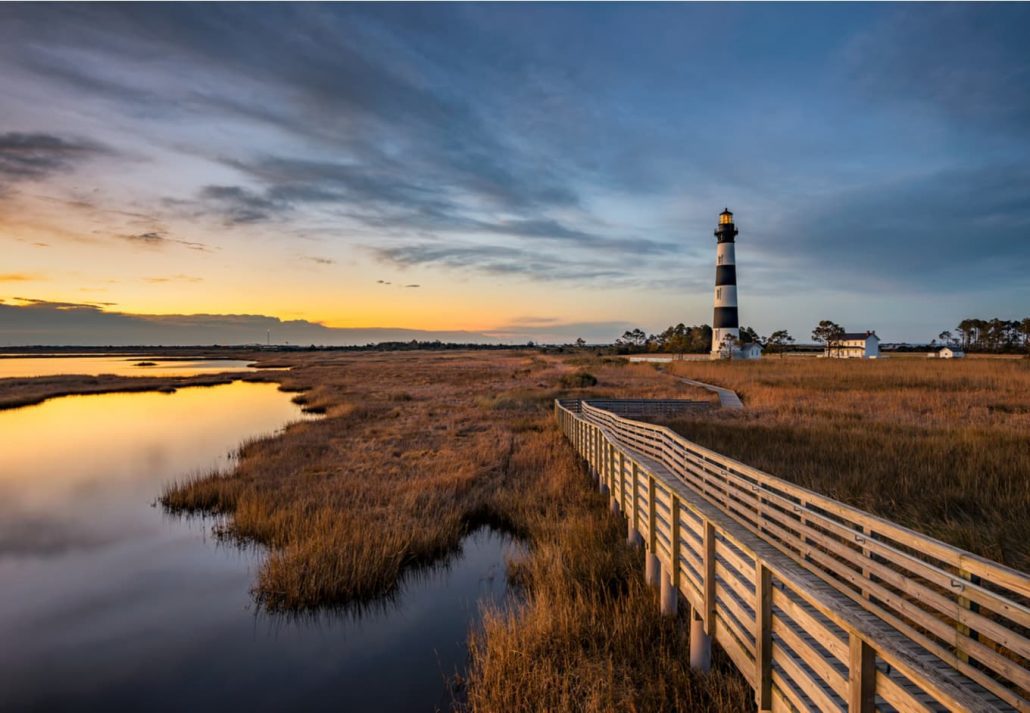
[0,382,518,711]
[0,355,263,379]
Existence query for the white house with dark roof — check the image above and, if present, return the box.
[826,331,880,359]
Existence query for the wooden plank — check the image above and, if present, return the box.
[771,587,849,664]
[716,559,757,614]
[774,640,844,713]
[671,497,681,590]
[716,592,757,657]
[703,519,717,635]
[715,611,756,686]
[631,460,640,534]
[875,671,937,713]
[771,666,821,713]
[770,614,848,700]
[658,422,1030,599]
[567,405,1027,712]
[647,472,657,552]
[756,563,773,711]
[848,632,876,713]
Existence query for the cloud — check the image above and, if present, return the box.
[371,242,625,282]
[757,163,1030,291]
[198,184,289,225]
[0,273,44,282]
[119,231,210,252]
[143,274,203,284]
[302,256,335,265]
[403,284,420,288]
[843,5,1030,132]
[0,132,110,185]
[0,300,506,346]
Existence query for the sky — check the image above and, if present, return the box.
[1,3,1028,345]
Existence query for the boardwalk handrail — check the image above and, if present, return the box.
[555,398,1030,712]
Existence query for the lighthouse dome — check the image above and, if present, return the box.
[719,208,733,225]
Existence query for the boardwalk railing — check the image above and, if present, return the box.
[555,398,1030,712]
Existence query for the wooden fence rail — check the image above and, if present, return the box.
[555,398,1030,712]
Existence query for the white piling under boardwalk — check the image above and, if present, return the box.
[660,561,677,616]
[689,609,712,672]
[644,551,660,589]
[627,521,642,547]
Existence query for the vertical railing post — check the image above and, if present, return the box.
[645,473,660,588]
[848,633,875,713]
[670,496,681,592]
[755,562,772,712]
[956,568,980,665]
[702,519,716,636]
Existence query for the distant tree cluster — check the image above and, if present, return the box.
[611,323,780,355]
[943,318,1030,352]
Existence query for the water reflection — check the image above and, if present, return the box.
[0,382,519,712]
[0,355,264,379]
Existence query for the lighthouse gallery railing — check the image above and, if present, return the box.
[555,398,1029,712]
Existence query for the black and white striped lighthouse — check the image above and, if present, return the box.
[711,208,739,356]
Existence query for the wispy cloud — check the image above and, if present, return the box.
[0,132,110,186]
[119,231,210,252]
[143,274,204,284]
[0,273,44,282]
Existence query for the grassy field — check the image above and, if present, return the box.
[10,349,1021,708]
[153,351,745,710]
[664,356,1030,572]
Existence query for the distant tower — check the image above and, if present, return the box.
[711,208,739,356]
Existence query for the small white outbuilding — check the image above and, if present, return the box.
[929,346,965,359]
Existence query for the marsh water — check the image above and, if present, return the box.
[0,355,264,378]
[0,381,519,711]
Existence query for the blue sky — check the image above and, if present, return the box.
[1,3,1028,344]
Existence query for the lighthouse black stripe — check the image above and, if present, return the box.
[715,265,736,286]
[713,307,738,329]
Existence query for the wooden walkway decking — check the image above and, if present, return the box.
[555,398,1030,712]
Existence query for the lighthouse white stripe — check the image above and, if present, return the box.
[714,284,738,307]
[712,327,741,354]
[716,242,736,266]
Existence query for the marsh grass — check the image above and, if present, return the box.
[665,357,1030,570]
[157,350,748,709]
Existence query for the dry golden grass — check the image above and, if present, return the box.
[466,417,751,712]
[161,352,711,608]
[0,371,259,410]
[156,350,747,709]
[664,356,1030,570]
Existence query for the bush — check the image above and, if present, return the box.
[560,371,598,388]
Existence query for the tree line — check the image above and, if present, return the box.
[939,318,1030,352]
[612,324,798,355]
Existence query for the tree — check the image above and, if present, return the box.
[575,337,586,348]
[812,320,845,357]
[1021,318,1030,351]
[617,328,647,350]
[938,330,953,346]
[720,333,737,360]
[739,326,761,345]
[766,329,795,358]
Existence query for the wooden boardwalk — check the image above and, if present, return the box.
[555,398,1030,712]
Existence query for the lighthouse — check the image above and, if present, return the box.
[711,208,740,357]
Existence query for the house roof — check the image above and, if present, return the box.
[838,332,877,341]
